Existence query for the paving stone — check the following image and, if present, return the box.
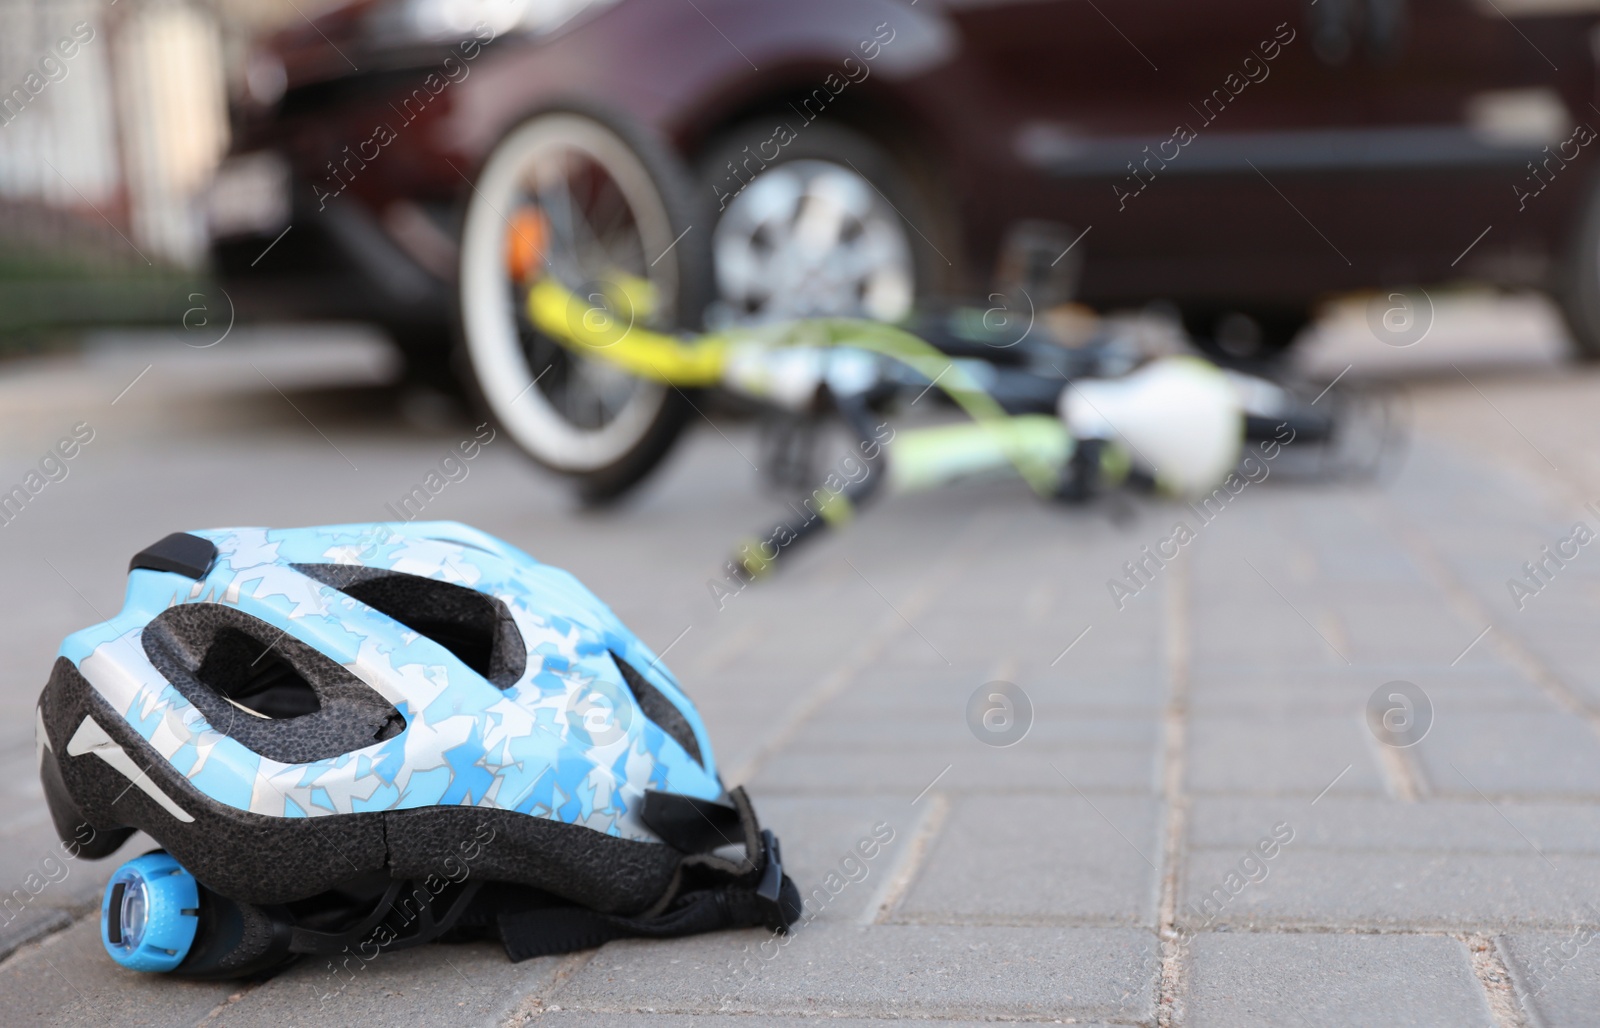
[819,665,1167,715]
[0,915,234,1028]
[0,817,154,963]
[211,940,562,1028]
[1184,932,1494,1027]
[1412,710,1600,798]
[1180,849,1600,930]
[1190,796,1600,854]
[894,795,1161,927]
[1499,930,1600,1028]
[1188,597,1353,667]
[1188,665,1545,713]
[1326,598,1482,664]
[1184,713,1387,796]
[0,906,73,967]
[747,796,917,924]
[552,924,1158,1022]
[536,1016,1120,1027]
[787,708,1160,751]
[750,743,1159,797]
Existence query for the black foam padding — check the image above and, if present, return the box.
[386,806,679,915]
[38,656,685,912]
[613,653,702,765]
[143,604,404,765]
[39,735,134,859]
[130,533,217,579]
[294,564,526,689]
[38,658,389,903]
[639,790,742,853]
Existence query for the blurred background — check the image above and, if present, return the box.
[12,4,1600,1023]
[5,0,1599,367]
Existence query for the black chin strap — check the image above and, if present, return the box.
[219,787,801,972]
[495,827,801,961]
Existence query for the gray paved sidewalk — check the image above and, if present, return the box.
[1,319,1598,1026]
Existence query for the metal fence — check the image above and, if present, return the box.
[0,0,227,269]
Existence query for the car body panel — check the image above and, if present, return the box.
[214,0,1600,334]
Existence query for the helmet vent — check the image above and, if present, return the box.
[294,565,527,690]
[611,653,703,766]
[195,628,321,719]
[143,604,407,764]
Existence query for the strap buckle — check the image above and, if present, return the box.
[753,828,793,931]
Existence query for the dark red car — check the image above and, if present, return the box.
[211,0,1600,492]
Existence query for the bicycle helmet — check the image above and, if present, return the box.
[37,521,799,978]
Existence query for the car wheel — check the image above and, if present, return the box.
[1184,307,1312,363]
[699,120,934,326]
[458,109,709,503]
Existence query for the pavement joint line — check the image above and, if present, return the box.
[1461,931,1535,1028]
[508,947,599,1025]
[1378,500,1600,740]
[723,507,1007,785]
[1369,728,1426,802]
[862,792,950,925]
[1155,553,1191,1028]
[1495,934,1551,1028]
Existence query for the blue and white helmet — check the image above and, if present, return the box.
[39,522,797,977]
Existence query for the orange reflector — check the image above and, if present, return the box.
[506,208,548,282]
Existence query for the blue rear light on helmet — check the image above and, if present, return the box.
[101,852,200,973]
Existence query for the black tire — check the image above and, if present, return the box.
[1557,178,1600,360]
[698,119,943,325]
[457,107,710,504]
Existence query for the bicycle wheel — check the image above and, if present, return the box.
[458,109,709,502]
